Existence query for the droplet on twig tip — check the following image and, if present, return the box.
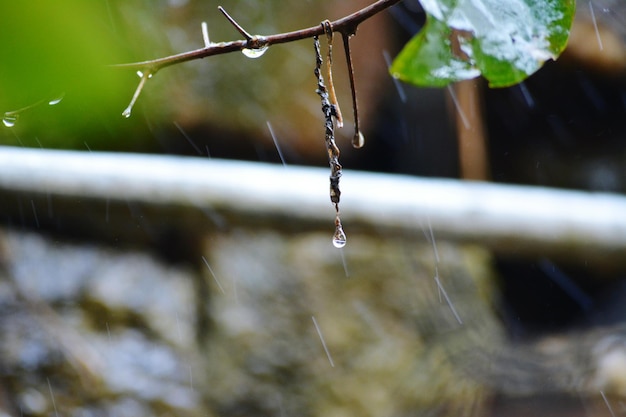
[352,131,365,149]
[48,93,65,106]
[332,226,347,248]
[332,215,346,248]
[2,115,18,127]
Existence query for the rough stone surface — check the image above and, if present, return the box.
[201,229,504,417]
[1,226,625,416]
[0,230,204,417]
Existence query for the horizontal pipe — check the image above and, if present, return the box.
[0,146,624,263]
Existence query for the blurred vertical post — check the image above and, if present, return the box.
[453,79,490,181]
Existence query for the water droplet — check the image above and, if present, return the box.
[2,114,18,127]
[332,225,347,248]
[136,71,153,79]
[352,131,365,149]
[242,45,268,59]
[48,93,65,106]
[122,107,132,118]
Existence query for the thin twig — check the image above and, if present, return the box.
[315,32,347,246]
[111,0,402,72]
[322,20,343,128]
[218,6,254,41]
[201,22,211,48]
[341,32,364,148]
[314,34,342,209]
[122,70,152,118]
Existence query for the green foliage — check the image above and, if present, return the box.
[390,0,576,88]
[0,1,145,149]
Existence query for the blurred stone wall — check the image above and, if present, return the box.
[0,226,502,416]
[1,224,626,416]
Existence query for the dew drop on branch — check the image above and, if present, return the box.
[242,45,268,58]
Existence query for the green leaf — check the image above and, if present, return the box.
[390,0,576,88]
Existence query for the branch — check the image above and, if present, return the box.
[112,0,403,72]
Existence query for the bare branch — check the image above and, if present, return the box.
[111,0,403,72]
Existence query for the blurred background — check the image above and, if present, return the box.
[1,0,626,416]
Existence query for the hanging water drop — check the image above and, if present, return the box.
[352,131,365,149]
[332,216,347,249]
[2,115,18,127]
[242,44,268,58]
[332,226,347,248]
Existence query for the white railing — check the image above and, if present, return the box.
[0,146,624,264]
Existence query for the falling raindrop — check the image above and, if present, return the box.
[311,316,335,367]
[31,200,40,228]
[588,1,604,51]
[201,255,226,295]
[242,45,268,58]
[600,391,616,417]
[434,274,463,325]
[47,378,59,417]
[447,85,469,129]
[48,93,65,106]
[332,218,347,249]
[383,50,407,103]
[266,121,286,166]
[174,121,203,155]
[517,82,535,108]
[2,115,17,127]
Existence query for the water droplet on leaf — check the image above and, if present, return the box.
[332,225,347,248]
[242,45,268,58]
[2,115,18,127]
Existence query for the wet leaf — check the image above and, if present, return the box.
[390,0,576,88]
